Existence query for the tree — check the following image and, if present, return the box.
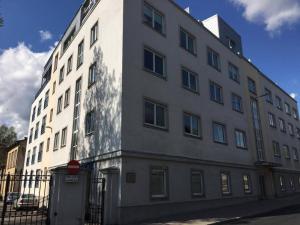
[0,125,17,147]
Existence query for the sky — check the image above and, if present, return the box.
[0,0,300,137]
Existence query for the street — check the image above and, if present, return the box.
[225,204,300,225]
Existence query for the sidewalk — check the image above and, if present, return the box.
[138,195,300,225]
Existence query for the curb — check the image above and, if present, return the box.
[212,204,300,224]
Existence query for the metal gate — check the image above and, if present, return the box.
[0,172,52,225]
[85,170,105,225]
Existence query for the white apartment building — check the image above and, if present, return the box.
[24,0,300,224]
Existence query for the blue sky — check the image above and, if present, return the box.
[0,0,300,136]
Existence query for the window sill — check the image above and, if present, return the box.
[150,195,169,201]
[143,68,167,81]
[208,64,221,73]
[184,133,202,140]
[182,86,200,95]
[236,146,248,150]
[180,46,197,57]
[90,40,98,49]
[191,193,205,199]
[144,123,168,132]
[76,63,83,70]
[61,145,66,148]
[213,140,228,146]
[210,99,224,105]
[232,108,243,114]
[64,104,69,109]
[143,22,166,38]
[88,82,96,89]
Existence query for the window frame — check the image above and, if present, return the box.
[247,77,257,95]
[61,127,68,147]
[243,174,252,194]
[179,27,197,55]
[210,81,223,104]
[143,46,166,78]
[90,21,99,47]
[64,88,71,108]
[143,2,165,35]
[228,62,240,83]
[88,62,97,87]
[273,141,281,158]
[231,93,243,113]
[59,66,65,84]
[190,170,205,198]
[144,98,168,130]
[57,95,63,114]
[149,166,169,200]
[183,112,202,138]
[77,40,84,69]
[53,132,60,151]
[283,145,290,160]
[212,121,227,145]
[181,67,199,93]
[268,112,277,128]
[220,172,232,196]
[207,47,221,71]
[85,110,95,135]
[67,55,73,74]
[234,129,247,149]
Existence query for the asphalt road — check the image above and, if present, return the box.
[225,204,300,225]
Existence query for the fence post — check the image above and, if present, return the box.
[1,174,10,225]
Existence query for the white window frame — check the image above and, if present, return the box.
[61,127,68,147]
[183,113,201,138]
[150,167,168,199]
[144,47,165,77]
[182,68,198,92]
[144,99,167,129]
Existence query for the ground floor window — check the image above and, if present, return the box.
[243,174,252,194]
[221,172,231,195]
[279,176,286,191]
[150,167,168,199]
[191,170,204,197]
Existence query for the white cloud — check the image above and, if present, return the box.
[230,0,300,33]
[0,43,53,138]
[39,30,53,41]
[290,92,298,99]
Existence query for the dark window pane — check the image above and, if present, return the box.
[155,55,163,75]
[154,13,163,33]
[189,74,197,91]
[180,30,186,48]
[156,105,165,127]
[182,70,189,87]
[144,49,153,71]
[184,115,191,134]
[145,101,154,125]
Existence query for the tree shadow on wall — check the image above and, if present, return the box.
[77,46,121,160]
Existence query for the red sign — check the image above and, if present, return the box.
[67,160,80,175]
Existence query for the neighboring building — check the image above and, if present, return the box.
[24,0,300,224]
[0,138,27,199]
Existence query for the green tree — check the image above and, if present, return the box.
[0,125,17,147]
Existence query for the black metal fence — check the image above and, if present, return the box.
[0,172,52,225]
[85,170,105,225]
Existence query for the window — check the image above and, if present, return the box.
[53,53,58,72]
[37,142,43,162]
[67,55,73,74]
[57,96,63,114]
[293,108,299,120]
[90,22,98,46]
[228,63,239,83]
[183,113,201,137]
[59,66,65,84]
[275,96,283,110]
[61,127,67,147]
[85,111,95,135]
[144,47,165,77]
[273,141,281,157]
[44,90,49,109]
[285,102,291,115]
[235,129,247,149]
[41,115,46,134]
[34,122,39,140]
[143,2,165,34]
[144,99,167,129]
[26,150,30,166]
[29,171,33,188]
[46,138,50,152]
[293,148,299,161]
[213,122,227,144]
[207,47,220,71]
[268,112,276,128]
[150,167,168,199]
[29,128,33,144]
[221,172,231,195]
[64,88,70,108]
[180,28,196,54]
[248,78,256,94]
[265,88,273,104]
[191,170,204,197]
[37,99,42,116]
[31,147,36,165]
[232,93,243,112]
[52,81,56,95]
[278,118,286,132]
[35,170,41,188]
[53,132,60,150]
[63,28,75,51]
[182,68,198,92]
[88,63,97,87]
[283,145,290,159]
[288,123,295,136]
[243,175,252,194]
[279,176,285,191]
[77,40,84,68]
[31,106,36,122]
[210,81,223,104]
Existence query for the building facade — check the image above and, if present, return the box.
[24,0,300,224]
